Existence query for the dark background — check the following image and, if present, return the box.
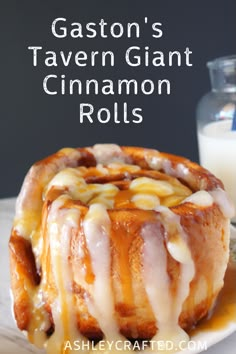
[1,0,236,198]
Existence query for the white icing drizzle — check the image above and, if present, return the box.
[83,204,132,353]
[45,168,83,196]
[145,153,195,189]
[14,148,81,239]
[132,193,160,210]
[45,168,119,208]
[182,188,234,218]
[209,188,235,218]
[141,223,173,345]
[157,160,193,186]
[176,163,190,179]
[90,144,131,165]
[83,204,121,339]
[144,151,162,171]
[183,190,213,207]
[27,289,51,348]
[46,195,89,354]
[96,163,109,175]
[162,159,175,176]
[130,177,174,196]
[141,207,195,352]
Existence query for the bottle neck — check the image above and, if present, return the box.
[208,56,236,93]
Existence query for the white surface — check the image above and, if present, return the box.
[198,120,236,222]
[0,197,235,354]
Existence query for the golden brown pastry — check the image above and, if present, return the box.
[9,144,234,353]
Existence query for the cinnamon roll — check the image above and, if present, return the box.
[9,144,234,353]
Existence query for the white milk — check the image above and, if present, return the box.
[198,120,236,222]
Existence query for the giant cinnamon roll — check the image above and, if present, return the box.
[9,144,234,353]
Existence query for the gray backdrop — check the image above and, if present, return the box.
[1,0,236,198]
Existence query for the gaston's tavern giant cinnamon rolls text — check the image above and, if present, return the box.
[28,17,193,124]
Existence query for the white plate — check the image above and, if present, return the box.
[0,198,236,354]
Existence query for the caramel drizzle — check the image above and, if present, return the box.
[110,216,134,312]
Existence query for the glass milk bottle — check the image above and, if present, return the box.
[196,55,236,222]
